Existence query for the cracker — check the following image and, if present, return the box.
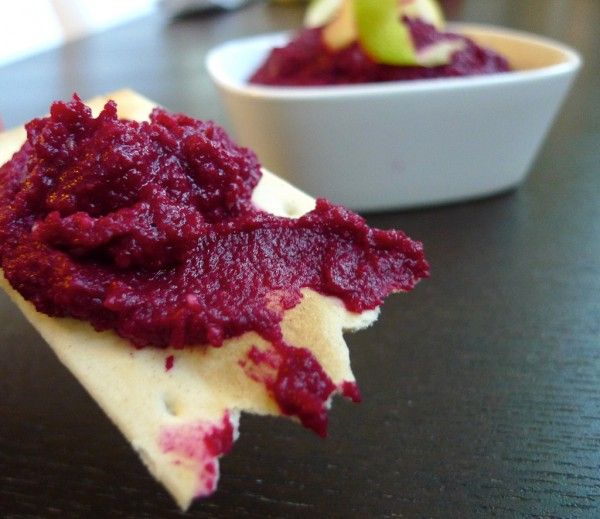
[0,90,378,509]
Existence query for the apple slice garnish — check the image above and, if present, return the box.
[307,0,463,66]
[355,0,465,66]
[354,0,417,64]
[322,0,357,50]
[305,0,343,28]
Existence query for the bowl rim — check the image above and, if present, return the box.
[205,22,582,100]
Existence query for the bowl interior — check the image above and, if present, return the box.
[208,33,289,88]
[460,25,577,70]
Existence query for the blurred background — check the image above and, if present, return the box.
[0,0,157,67]
[1,0,596,133]
[1,0,594,67]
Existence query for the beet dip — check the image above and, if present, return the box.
[250,18,510,86]
[0,96,429,435]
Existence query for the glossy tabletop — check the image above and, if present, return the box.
[1,1,599,517]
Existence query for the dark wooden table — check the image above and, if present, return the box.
[1,1,599,517]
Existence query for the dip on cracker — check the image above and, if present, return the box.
[0,91,428,508]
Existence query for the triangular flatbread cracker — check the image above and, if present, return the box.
[0,90,379,509]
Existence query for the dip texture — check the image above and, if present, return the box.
[250,18,510,86]
[0,96,428,434]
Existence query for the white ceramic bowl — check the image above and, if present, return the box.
[206,24,581,211]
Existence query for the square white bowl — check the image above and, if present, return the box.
[206,24,581,211]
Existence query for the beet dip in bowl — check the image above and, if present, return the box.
[206,1,581,211]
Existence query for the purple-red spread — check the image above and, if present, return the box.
[250,19,510,86]
[0,96,428,434]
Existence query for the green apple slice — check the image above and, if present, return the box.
[305,0,343,28]
[311,0,460,65]
[354,0,418,64]
[307,0,445,29]
[417,39,466,66]
[354,0,462,66]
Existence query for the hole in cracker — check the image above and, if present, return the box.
[163,394,180,416]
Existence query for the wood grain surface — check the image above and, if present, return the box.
[1,1,599,517]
